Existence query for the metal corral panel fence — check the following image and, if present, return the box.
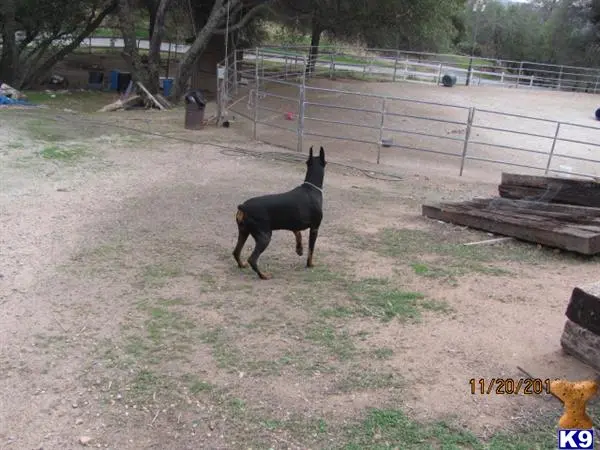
[257,45,600,94]
[218,48,600,180]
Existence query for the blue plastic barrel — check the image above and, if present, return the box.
[163,78,174,97]
[109,70,120,90]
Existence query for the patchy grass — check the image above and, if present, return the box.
[26,118,73,142]
[338,403,589,449]
[23,90,117,113]
[376,227,589,265]
[335,370,402,393]
[337,227,600,286]
[140,263,185,288]
[305,323,357,361]
[39,145,87,160]
[341,408,479,449]
[371,347,394,360]
[200,328,244,371]
[347,277,450,322]
[128,369,170,403]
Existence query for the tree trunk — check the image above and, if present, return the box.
[117,0,149,86]
[0,0,19,85]
[19,0,118,88]
[171,0,240,102]
[306,13,322,78]
[147,0,171,94]
[146,0,158,39]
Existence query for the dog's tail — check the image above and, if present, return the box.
[236,204,261,231]
[236,204,250,226]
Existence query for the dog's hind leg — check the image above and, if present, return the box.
[233,210,249,268]
[247,230,272,280]
[306,227,319,268]
[293,231,303,256]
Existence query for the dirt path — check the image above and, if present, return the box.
[1,105,599,449]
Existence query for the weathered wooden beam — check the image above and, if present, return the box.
[560,318,600,373]
[469,197,600,217]
[499,172,600,207]
[565,283,600,335]
[422,201,600,255]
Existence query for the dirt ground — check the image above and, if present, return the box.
[2,87,600,450]
[230,77,600,180]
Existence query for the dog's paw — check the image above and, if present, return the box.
[296,246,303,256]
[238,262,249,269]
[259,272,272,280]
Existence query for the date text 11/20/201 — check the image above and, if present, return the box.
[469,378,552,395]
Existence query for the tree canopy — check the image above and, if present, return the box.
[1,0,600,99]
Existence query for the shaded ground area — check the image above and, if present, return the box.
[2,94,600,449]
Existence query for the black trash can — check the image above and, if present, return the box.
[441,74,457,87]
[184,89,206,130]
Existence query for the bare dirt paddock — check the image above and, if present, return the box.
[231,78,600,179]
[1,88,600,450]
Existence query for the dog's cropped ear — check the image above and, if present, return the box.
[307,146,314,164]
[319,146,326,165]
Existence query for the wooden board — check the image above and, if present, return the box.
[560,318,600,373]
[422,198,600,255]
[469,197,600,223]
[499,172,600,208]
[565,283,600,336]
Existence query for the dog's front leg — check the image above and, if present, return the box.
[307,227,319,268]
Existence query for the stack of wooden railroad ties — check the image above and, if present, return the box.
[422,172,600,371]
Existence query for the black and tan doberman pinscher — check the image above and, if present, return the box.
[233,146,327,280]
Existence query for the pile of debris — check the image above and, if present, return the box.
[422,172,600,255]
[0,83,32,106]
[99,81,172,112]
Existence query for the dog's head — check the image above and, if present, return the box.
[307,146,326,167]
[304,146,326,188]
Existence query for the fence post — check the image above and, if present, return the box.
[594,74,599,94]
[329,53,334,79]
[377,98,387,164]
[516,61,523,88]
[529,76,534,88]
[459,107,475,177]
[284,54,288,80]
[253,48,259,140]
[297,84,306,153]
[436,64,443,85]
[557,65,563,91]
[297,57,307,153]
[403,56,408,80]
[392,50,399,82]
[233,50,238,94]
[544,122,561,175]
[216,65,222,126]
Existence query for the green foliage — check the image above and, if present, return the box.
[460,0,600,67]
[269,0,464,53]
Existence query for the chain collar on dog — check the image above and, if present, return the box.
[303,181,324,194]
